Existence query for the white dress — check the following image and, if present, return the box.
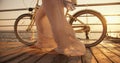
[34,0,86,56]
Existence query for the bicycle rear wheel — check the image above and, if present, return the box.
[14,13,36,46]
[69,9,107,47]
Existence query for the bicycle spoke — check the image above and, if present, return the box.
[14,14,37,45]
[69,9,107,47]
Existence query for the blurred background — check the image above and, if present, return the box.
[0,0,120,42]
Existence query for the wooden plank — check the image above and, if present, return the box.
[97,44,120,63]
[1,41,119,63]
[91,46,112,63]
[81,48,93,63]
[0,42,23,45]
[0,45,27,53]
[36,54,58,63]
[0,45,49,57]
[0,46,29,57]
[105,42,120,51]
[0,50,27,62]
[111,42,120,47]
[19,52,47,63]
[88,49,98,63]
[7,50,45,63]
[90,55,98,63]
[0,42,24,52]
[100,42,120,56]
[0,42,23,48]
[0,47,42,63]
[0,47,23,57]
[6,52,37,63]
[0,42,82,63]
[112,43,120,51]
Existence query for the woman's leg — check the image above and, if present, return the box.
[34,5,57,51]
[42,0,86,56]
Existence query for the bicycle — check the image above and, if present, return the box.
[14,0,107,47]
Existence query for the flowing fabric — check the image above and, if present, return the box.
[34,0,86,56]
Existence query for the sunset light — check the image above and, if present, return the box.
[0,0,120,63]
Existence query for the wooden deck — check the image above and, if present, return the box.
[0,40,120,63]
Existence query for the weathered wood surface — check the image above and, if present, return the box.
[91,40,120,63]
[0,40,120,63]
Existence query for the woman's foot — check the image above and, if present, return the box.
[55,38,86,56]
[30,45,59,54]
[29,45,55,53]
[30,37,57,52]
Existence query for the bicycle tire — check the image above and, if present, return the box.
[14,13,36,46]
[69,9,107,47]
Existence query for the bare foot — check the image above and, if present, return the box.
[55,37,86,56]
[30,45,55,53]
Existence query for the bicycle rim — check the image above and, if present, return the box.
[14,13,36,46]
[69,9,107,47]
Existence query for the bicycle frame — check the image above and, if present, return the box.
[26,0,39,32]
[26,0,89,33]
[66,10,90,33]
[14,0,106,47]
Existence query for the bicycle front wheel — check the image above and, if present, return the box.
[14,13,36,46]
[69,9,107,47]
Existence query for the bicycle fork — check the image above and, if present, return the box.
[66,10,90,39]
[26,15,36,40]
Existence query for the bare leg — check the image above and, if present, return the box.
[34,5,57,51]
[42,0,86,56]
